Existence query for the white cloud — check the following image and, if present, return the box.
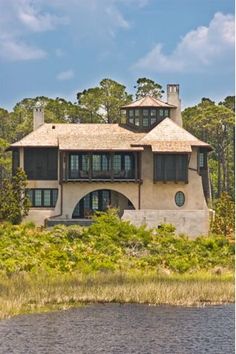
[0,0,150,61]
[134,12,235,73]
[57,70,74,81]
[0,36,47,61]
[18,7,68,32]
[0,0,66,61]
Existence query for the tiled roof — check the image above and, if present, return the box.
[132,118,212,151]
[10,124,145,151]
[10,118,211,153]
[121,96,176,108]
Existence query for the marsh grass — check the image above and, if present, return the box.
[0,271,234,319]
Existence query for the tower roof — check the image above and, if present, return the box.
[121,96,176,109]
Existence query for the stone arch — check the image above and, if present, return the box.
[71,188,135,219]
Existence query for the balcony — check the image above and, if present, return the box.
[61,152,140,182]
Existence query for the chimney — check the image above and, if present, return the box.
[33,102,44,130]
[167,84,182,127]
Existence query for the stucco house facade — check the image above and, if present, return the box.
[10,84,212,237]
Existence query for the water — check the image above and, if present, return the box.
[0,304,234,354]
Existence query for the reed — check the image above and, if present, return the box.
[0,271,234,319]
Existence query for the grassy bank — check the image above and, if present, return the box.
[0,271,234,319]
[0,210,234,319]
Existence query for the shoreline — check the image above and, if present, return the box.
[0,271,234,320]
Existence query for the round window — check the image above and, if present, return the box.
[175,191,185,207]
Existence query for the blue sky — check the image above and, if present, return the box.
[0,0,234,111]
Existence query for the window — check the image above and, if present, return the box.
[199,152,205,168]
[143,109,149,117]
[154,154,188,182]
[72,190,111,218]
[27,189,58,207]
[128,117,134,124]
[68,152,136,180]
[150,109,156,117]
[114,153,135,179]
[92,154,109,171]
[24,148,58,180]
[129,110,134,117]
[175,191,185,207]
[143,117,149,127]
[70,155,79,178]
[164,109,169,117]
[151,117,157,125]
[113,154,121,172]
[134,117,140,126]
[159,109,164,117]
[135,109,140,117]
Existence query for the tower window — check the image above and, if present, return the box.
[135,109,140,117]
[143,109,149,117]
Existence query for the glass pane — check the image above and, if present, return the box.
[70,155,79,178]
[82,155,89,171]
[72,202,80,218]
[135,109,140,117]
[70,155,79,169]
[129,110,134,117]
[159,109,163,117]
[101,191,110,209]
[92,155,101,171]
[150,109,156,117]
[143,109,149,117]
[135,117,140,126]
[43,190,51,207]
[175,192,185,207]
[151,117,157,125]
[52,190,58,206]
[143,117,149,127]
[35,190,42,206]
[124,155,131,170]
[164,109,169,117]
[113,155,121,172]
[199,153,204,168]
[101,155,109,171]
[128,117,134,124]
[92,192,99,210]
[84,194,90,209]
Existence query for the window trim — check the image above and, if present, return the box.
[175,191,185,207]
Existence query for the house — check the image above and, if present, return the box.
[9,84,213,237]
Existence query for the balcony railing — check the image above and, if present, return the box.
[68,169,135,181]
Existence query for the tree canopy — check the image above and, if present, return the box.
[134,77,164,99]
[77,78,132,123]
[183,98,235,199]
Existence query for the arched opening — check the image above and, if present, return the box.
[72,189,135,219]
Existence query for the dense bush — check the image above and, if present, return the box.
[0,210,234,275]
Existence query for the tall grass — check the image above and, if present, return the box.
[0,271,234,319]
